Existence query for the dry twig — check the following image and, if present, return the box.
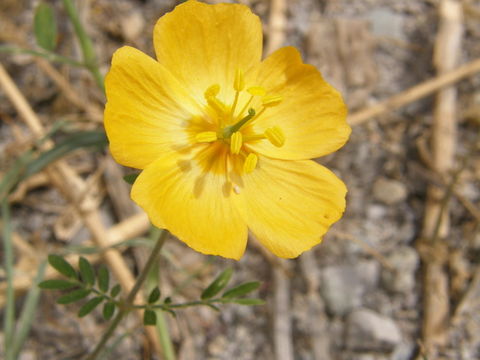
[418,1,463,356]
[0,63,162,354]
[348,57,480,126]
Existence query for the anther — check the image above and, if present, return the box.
[247,86,266,97]
[243,153,258,173]
[195,131,218,143]
[234,69,245,92]
[204,84,220,99]
[262,94,283,107]
[230,132,243,154]
[264,126,285,147]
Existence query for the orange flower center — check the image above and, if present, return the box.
[194,69,285,174]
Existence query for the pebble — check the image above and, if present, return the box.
[320,261,380,316]
[366,8,404,40]
[346,308,402,352]
[372,177,408,205]
[381,246,419,294]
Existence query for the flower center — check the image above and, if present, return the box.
[194,69,285,174]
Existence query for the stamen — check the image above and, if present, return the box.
[230,132,243,154]
[262,94,283,107]
[243,153,258,173]
[204,84,220,98]
[195,131,218,143]
[234,69,245,92]
[204,84,226,120]
[231,69,244,117]
[247,86,266,97]
[264,126,285,147]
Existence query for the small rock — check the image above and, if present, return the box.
[372,177,408,205]
[381,246,419,293]
[346,309,402,352]
[366,8,404,40]
[121,10,145,41]
[320,261,380,316]
[392,341,416,360]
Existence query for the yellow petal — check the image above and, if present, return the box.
[237,157,347,258]
[131,144,248,260]
[104,46,200,169]
[248,46,351,160]
[153,0,262,105]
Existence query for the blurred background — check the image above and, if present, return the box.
[1,0,480,359]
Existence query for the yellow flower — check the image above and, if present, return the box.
[104,0,351,260]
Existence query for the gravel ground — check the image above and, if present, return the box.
[1,0,480,359]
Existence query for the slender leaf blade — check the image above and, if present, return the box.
[222,281,260,299]
[229,298,265,306]
[48,254,77,279]
[34,3,57,51]
[110,284,121,298]
[98,266,109,293]
[78,296,103,317]
[201,268,233,300]
[57,289,91,304]
[39,279,78,290]
[103,302,115,320]
[23,131,108,179]
[79,256,95,286]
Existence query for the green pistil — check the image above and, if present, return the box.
[223,108,256,138]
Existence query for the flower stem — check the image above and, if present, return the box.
[85,229,169,360]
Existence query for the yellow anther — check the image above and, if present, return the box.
[234,69,245,92]
[262,94,283,107]
[207,97,227,114]
[195,131,218,143]
[243,153,258,173]
[247,86,266,97]
[204,84,220,99]
[230,132,243,154]
[264,126,285,147]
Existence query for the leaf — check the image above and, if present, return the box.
[201,268,233,300]
[229,298,265,306]
[103,302,115,320]
[48,254,77,279]
[38,279,78,290]
[222,281,260,299]
[164,297,172,305]
[57,289,91,304]
[98,266,109,293]
[123,173,139,185]
[23,131,108,180]
[148,287,161,304]
[79,257,95,286]
[34,3,57,51]
[143,309,157,326]
[110,284,121,298]
[78,296,103,317]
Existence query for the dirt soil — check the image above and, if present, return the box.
[1,0,480,359]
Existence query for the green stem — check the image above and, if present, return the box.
[155,311,176,360]
[2,200,15,360]
[62,0,105,93]
[85,230,169,360]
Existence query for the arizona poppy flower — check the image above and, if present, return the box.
[104,0,351,260]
